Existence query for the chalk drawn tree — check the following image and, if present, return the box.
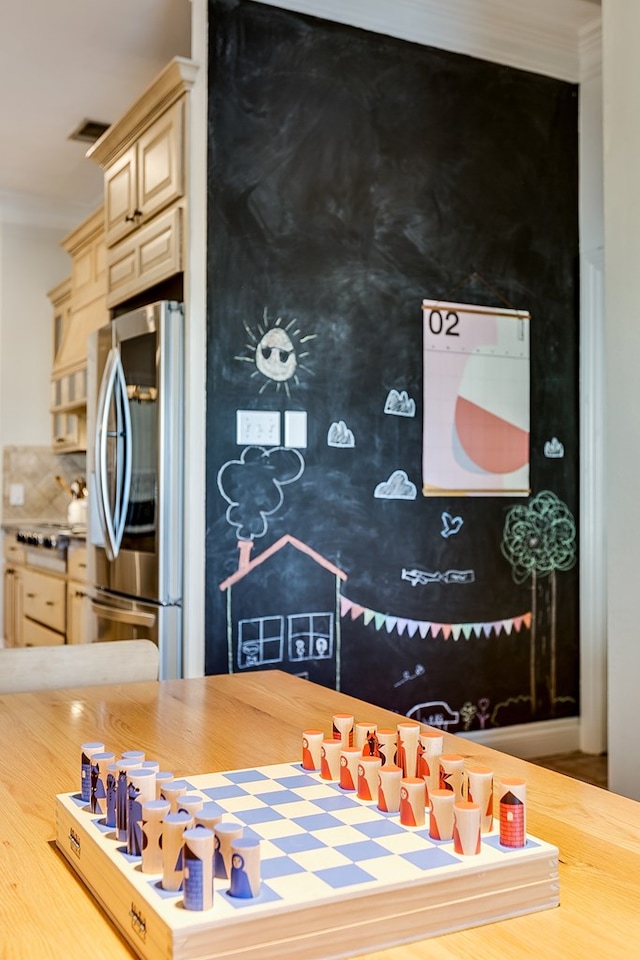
[501,491,577,717]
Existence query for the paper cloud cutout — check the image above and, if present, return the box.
[544,437,565,458]
[327,420,355,448]
[384,389,416,417]
[374,469,417,500]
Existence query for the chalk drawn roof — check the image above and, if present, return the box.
[219,534,348,591]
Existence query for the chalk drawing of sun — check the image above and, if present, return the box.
[236,309,316,396]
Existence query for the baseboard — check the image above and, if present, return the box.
[459,717,581,759]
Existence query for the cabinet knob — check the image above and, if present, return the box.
[125,208,143,223]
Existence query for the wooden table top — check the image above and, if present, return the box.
[1,670,639,959]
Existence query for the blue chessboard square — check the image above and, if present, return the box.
[292,812,344,832]
[221,882,282,909]
[115,845,140,865]
[226,769,271,784]
[402,847,460,870]
[316,863,376,889]
[254,789,304,806]
[93,818,113,835]
[234,806,286,826]
[313,793,361,812]
[261,856,307,879]
[150,879,181,901]
[182,780,202,792]
[201,784,250,800]
[352,818,406,839]
[271,833,327,854]
[483,836,539,854]
[335,840,390,862]
[275,773,322,789]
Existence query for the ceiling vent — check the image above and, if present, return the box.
[68,118,111,144]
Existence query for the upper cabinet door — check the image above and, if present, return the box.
[104,147,138,248]
[137,99,184,223]
[104,99,184,249]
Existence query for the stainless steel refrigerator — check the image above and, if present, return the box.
[86,301,183,679]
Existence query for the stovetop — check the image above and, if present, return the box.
[9,523,82,573]
[15,528,69,549]
[9,521,86,544]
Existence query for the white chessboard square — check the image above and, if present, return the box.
[290,846,353,872]
[269,799,329,819]
[266,762,305,780]
[252,838,284,861]
[372,830,437,856]
[353,855,427,884]
[243,818,307,841]
[293,783,345,801]
[309,824,372,848]
[330,804,385,826]
[265,870,335,902]
[216,794,270,814]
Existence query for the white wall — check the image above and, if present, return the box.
[578,22,606,757]
[0,221,70,447]
[602,0,640,799]
[0,210,76,640]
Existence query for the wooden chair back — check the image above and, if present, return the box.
[0,640,159,694]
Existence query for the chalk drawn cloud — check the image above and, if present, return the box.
[374,469,417,500]
[217,445,305,540]
[327,420,355,448]
[384,389,416,418]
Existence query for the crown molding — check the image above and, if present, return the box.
[579,18,603,81]
[252,0,601,82]
[88,56,199,168]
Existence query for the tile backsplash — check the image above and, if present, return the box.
[2,445,86,524]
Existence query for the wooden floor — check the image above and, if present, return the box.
[531,751,608,789]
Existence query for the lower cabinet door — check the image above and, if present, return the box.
[66,581,94,644]
[22,618,64,647]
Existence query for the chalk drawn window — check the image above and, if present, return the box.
[238,617,284,669]
[288,613,334,661]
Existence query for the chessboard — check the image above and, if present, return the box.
[55,761,559,960]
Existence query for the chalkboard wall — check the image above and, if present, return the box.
[205,0,579,731]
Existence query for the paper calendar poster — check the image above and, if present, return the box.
[422,299,530,497]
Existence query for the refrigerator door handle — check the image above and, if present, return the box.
[95,348,133,561]
[90,600,157,628]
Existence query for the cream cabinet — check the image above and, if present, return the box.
[3,538,24,648]
[51,277,72,369]
[104,99,185,249]
[61,206,108,355]
[22,618,64,647]
[3,537,92,648]
[105,205,182,306]
[49,277,85,452]
[66,543,92,644]
[49,206,108,453]
[22,568,66,645]
[88,57,197,308]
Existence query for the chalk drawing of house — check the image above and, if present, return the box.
[219,535,348,690]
